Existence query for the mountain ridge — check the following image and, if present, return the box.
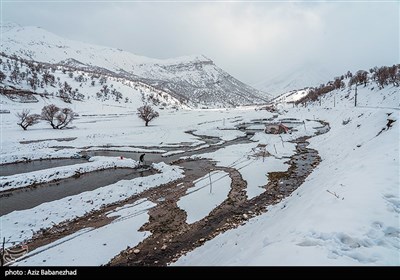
[1,23,269,107]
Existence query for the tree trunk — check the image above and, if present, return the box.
[145,121,149,126]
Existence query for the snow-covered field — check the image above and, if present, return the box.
[178,171,232,224]
[175,86,400,266]
[1,80,398,266]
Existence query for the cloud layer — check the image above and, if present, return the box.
[3,1,399,84]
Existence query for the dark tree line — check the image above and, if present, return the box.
[296,64,399,105]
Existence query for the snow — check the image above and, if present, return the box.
[162,150,186,157]
[253,63,334,97]
[86,147,166,153]
[191,119,317,199]
[1,156,138,191]
[271,89,310,105]
[239,157,288,199]
[0,23,266,107]
[193,127,245,141]
[1,82,398,266]
[1,148,81,165]
[14,199,154,266]
[1,162,183,247]
[174,85,400,266]
[178,171,231,224]
[1,24,398,265]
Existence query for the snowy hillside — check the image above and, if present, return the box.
[1,23,268,107]
[269,89,310,106]
[175,82,399,266]
[253,64,334,98]
[0,53,186,111]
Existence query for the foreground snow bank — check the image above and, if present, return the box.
[0,162,184,247]
[1,148,81,165]
[14,199,155,266]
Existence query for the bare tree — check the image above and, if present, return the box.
[349,70,368,87]
[137,105,159,126]
[55,108,76,129]
[41,104,76,129]
[41,104,60,129]
[16,109,40,130]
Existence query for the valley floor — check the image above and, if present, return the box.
[0,87,399,266]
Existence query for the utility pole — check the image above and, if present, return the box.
[1,237,5,266]
[209,172,213,194]
[279,135,285,148]
[354,86,358,107]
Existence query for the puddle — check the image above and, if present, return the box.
[83,133,253,165]
[0,158,88,177]
[0,167,155,216]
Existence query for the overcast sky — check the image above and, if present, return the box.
[2,0,399,84]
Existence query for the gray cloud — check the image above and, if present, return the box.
[2,1,399,84]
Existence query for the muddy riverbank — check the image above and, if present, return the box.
[108,133,322,266]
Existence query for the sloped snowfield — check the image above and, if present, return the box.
[174,86,399,266]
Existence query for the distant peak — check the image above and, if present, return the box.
[162,54,213,65]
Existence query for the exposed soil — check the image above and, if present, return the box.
[108,135,321,266]
[16,159,216,255]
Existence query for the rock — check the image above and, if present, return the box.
[243,214,248,219]
[161,245,167,250]
[199,238,205,242]
[133,249,140,254]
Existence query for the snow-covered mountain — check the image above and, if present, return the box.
[1,22,268,107]
[253,64,334,98]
